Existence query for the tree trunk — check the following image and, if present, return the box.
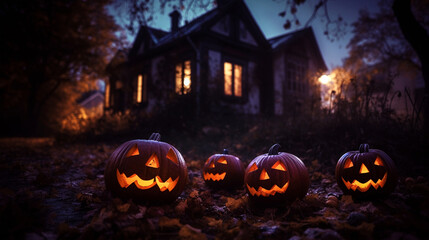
[392,0,429,135]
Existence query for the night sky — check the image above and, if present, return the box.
[113,0,380,70]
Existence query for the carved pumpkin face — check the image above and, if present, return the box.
[202,149,244,189]
[244,144,309,205]
[104,133,188,203]
[335,144,398,198]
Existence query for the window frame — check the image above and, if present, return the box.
[222,57,246,101]
[174,60,192,95]
[135,73,148,105]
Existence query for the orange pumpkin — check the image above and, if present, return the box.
[335,144,398,198]
[104,133,188,203]
[244,144,309,205]
[202,149,244,189]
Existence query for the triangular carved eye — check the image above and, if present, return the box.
[209,162,215,168]
[374,156,384,166]
[126,145,139,157]
[259,169,270,180]
[248,163,258,173]
[344,158,354,169]
[272,160,286,171]
[146,153,159,168]
[359,163,369,174]
[217,157,227,164]
[167,148,178,164]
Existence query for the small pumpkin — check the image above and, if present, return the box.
[202,149,245,189]
[104,133,188,203]
[244,144,309,205]
[335,144,398,198]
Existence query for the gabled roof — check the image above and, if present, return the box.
[269,27,327,71]
[128,0,269,58]
[77,90,104,108]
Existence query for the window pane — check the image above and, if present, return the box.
[183,60,191,94]
[175,63,182,94]
[137,74,143,103]
[224,62,232,95]
[234,64,242,97]
[105,83,110,107]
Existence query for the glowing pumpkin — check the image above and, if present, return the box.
[104,133,188,203]
[202,149,245,189]
[244,144,309,205]
[335,144,398,198]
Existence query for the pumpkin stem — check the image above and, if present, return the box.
[268,144,281,155]
[149,133,161,141]
[359,144,369,153]
[223,149,229,154]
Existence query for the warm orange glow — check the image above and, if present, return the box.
[209,162,215,168]
[342,173,388,192]
[145,153,160,168]
[224,62,243,97]
[234,64,242,97]
[175,61,191,94]
[359,163,369,174]
[126,145,139,157]
[167,148,178,164]
[116,169,179,191]
[246,181,289,197]
[344,159,353,168]
[319,74,331,85]
[271,160,286,171]
[224,62,232,95]
[203,172,226,181]
[137,74,143,103]
[175,63,182,94]
[105,83,110,107]
[374,156,384,166]
[259,169,270,180]
[183,60,191,94]
[248,163,258,173]
[217,157,227,164]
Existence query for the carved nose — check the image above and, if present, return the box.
[259,169,270,180]
[359,163,369,174]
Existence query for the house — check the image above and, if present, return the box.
[77,90,105,119]
[105,0,327,116]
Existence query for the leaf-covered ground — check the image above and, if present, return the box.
[0,133,428,239]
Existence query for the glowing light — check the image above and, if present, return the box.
[137,74,143,103]
[319,74,331,84]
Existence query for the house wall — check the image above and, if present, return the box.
[272,43,323,116]
[146,56,167,113]
[238,20,257,46]
[207,49,260,114]
[273,54,285,115]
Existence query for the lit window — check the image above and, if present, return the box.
[105,83,110,107]
[224,62,242,97]
[136,74,147,103]
[175,60,191,95]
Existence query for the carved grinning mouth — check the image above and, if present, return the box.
[203,172,226,181]
[342,173,388,192]
[116,169,179,192]
[246,181,289,197]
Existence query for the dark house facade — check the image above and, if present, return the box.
[105,0,327,116]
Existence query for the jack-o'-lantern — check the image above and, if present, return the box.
[335,144,398,198]
[104,133,188,203]
[244,144,309,205]
[202,149,245,189]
